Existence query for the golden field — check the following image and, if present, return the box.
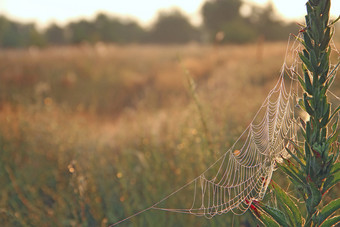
[0,42,339,226]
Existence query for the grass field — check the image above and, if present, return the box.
[0,42,339,226]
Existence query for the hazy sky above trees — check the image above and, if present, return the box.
[1,0,339,28]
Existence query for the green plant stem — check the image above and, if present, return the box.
[300,0,339,226]
[249,1,339,226]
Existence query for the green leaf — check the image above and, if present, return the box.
[304,94,314,116]
[298,74,307,91]
[257,203,289,227]
[320,105,330,127]
[322,170,340,194]
[309,49,318,71]
[327,129,339,144]
[320,27,331,51]
[320,49,331,77]
[305,142,312,163]
[287,139,304,158]
[306,182,322,213]
[332,115,338,133]
[321,0,330,27]
[321,127,327,142]
[271,181,302,227]
[259,213,280,227]
[329,15,340,26]
[318,198,340,225]
[321,72,334,94]
[330,162,340,175]
[249,209,280,227]
[329,105,340,123]
[285,147,305,167]
[301,129,308,143]
[277,162,306,186]
[304,71,313,95]
[306,2,313,17]
[303,49,310,59]
[320,215,340,227]
[306,121,311,143]
[299,52,314,72]
[299,98,306,112]
[303,32,313,50]
[310,13,320,43]
[326,62,340,86]
[332,117,339,133]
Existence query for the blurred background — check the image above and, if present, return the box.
[0,0,339,226]
[0,0,339,47]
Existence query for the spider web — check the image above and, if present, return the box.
[152,48,299,218]
[110,35,339,226]
[146,35,303,217]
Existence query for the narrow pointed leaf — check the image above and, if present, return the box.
[304,71,313,95]
[322,170,340,194]
[330,162,340,174]
[249,209,280,227]
[331,116,338,133]
[299,98,306,112]
[277,162,306,186]
[319,48,331,75]
[320,215,340,227]
[309,49,318,70]
[256,204,289,227]
[298,74,307,91]
[271,181,302,226]
[299,52,314,72]
[327,130,339,144]
[329,105,340,123]
[287,139,304,158]
[304,94,314,116]
[303,32,313,50]
[285,147,305,167]
[318,198,340,225]
[329,15,340,25]
[320,105,330,127]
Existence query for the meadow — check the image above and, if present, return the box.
[0,42,339,226]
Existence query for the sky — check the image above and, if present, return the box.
[0,0,339,28]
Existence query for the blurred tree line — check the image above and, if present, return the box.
[1,0,334,48]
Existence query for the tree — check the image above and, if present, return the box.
[246,2,298,41]
[45,23,66,45]
[201,0,242,40]
[220,19,258,43]
[148,9,200,44]
[67,20,98,44]
[0,16,44,48]
[93,13,145,43]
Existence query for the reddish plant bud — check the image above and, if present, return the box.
[312,149,321,158]
[307,174,312,183]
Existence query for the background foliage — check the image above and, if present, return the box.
[0,0,306,48]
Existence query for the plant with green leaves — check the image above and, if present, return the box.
[249,0,340,226]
